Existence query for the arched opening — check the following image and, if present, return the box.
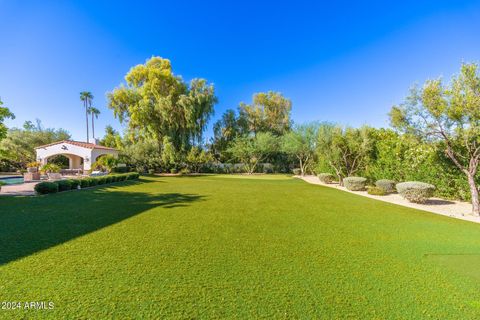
[46,154,70,169]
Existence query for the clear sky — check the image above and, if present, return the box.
[1,0,479,141]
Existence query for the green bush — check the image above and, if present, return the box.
[367,186,386,196]
[375,179,396,193]
[80,179,90,188]
[56,179,73,192]
[396,181,436,204]
[88,178,98,186]
[292,168,301,175]
[70,179,80,190]
[113,166,129,173]
[318,173,335,184]
[343,177,367,191]
[34,182,59,194]
[170,168,177,174]
[96,176,107,185]
[126,172,139,180]
[117,174,127,181]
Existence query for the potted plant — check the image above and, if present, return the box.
[41,163,62,180]
[26,161,41,173]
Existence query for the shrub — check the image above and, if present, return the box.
[118,174,127,181]
[318,173,335,184]
[113,166,128,173]
[88,178,98,186]
[0,181,6,190]
[170,168,177,174]
[375,179,396,193]
[70,179,80,190]
[34,182,59,194]
[292,168,301,175]
[148,169,155,175]
[56,179,73,192]
[79,179,90,188]
[96,176,107,185]
[396,181,435,204]
[126,172,139,180]
[40,163,61,173]
[343,177,367,191]
[367,186,386,196]
[105,175,114,183]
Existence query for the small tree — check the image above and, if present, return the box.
[390,63,480,215]
[228,132,278,174]
[185,147,213,173]
[92,154,118,173]
[281,122,318,176]
[317,124,373,185]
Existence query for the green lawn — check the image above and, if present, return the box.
[2,175,480,318]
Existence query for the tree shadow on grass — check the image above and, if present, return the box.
[0,182,205,266]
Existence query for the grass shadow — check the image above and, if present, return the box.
[0,184,204,266]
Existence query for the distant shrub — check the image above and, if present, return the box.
[97,176,107,185]
[118,174,127,181]
[367,186,386,196]
[375,179,396,193]
[113,166,129,173]
[56,179,73,192]
[69,179,80,190]
[127,172,140,180]
[396,181,435,203]
[318,173,335,184]
[148,169,155,175]
[343,177,367,191]
[170,168,177,174]
[292,168,301,175]
[34,182,59,194]
[88,178,98,186]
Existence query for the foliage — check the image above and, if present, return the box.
[26,161,41,168]
[80,91,93,143]
[390,63,480,215]
[92,154,118,173]
[317,124,373,185]
[239,91,292,136]
[121,138,162,172]
[0,98,15,142]
[227,132,278,174]
[41,163,61,173]
[211,109,247,161]
[34,181,59,194]
[0,120,70,169]
[318,173,335,184]
[185,147,213,173]
[79,179,90,188]
[396,181,436,203]
[107,56,217,150]
[56,180,73,192]
[99,125,123,149]
[69,179,80,189]
[343,177,367,191]
[292,168,301,175]
[375,179,396,193]
[281,122,318,176]
[367,186,387,196]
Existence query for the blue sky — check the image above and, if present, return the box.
[1,0,479,141]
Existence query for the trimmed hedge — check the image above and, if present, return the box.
[34,182,59,194]
[56,179,73,192]
[343,177,367,191]
[375,179,396,193]
[318,173,335,184]
[367,186,386,196]
[35,173,140,195]
[396,181,435,204]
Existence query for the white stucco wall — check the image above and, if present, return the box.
[36,142,118,170]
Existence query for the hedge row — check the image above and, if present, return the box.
[34,172,140,195]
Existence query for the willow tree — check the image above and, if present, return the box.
[390,63,480,216]
[107,57,217,152]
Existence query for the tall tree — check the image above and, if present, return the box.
[80,91,93,143]
[281,122,319,176]
[88,106,101,141]
[211,109,247,160]
[239,91,292,136]
[107,57,217,151]
[100,125,123,149]
[390,63,480,215]
[0,98,15,142]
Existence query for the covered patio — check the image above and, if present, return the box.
[35,140,119,173]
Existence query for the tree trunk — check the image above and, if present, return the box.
[467,172,480,216]
[85,102,89,143]
[92,113,95,141]
[299,158,304,176]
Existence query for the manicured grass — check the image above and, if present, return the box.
[1,175,480,318]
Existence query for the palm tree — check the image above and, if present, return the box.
[80,91,93,142]
[88,106,101,142]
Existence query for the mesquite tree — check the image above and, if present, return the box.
[390,63,480,215]
[281,122,318,176]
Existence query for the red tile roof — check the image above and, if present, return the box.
[35,140,118,151]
